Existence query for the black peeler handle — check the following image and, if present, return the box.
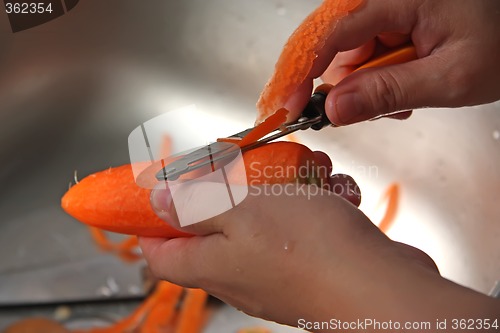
[301,90,333,131]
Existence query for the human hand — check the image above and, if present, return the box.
[139,176,449,328]
[283,0,500,125]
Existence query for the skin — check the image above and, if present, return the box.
[141,0,500,331]
[284,0,500,125]
[142,183,499,331]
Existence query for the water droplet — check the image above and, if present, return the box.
[283,241,294,252]
[493,130,500,140]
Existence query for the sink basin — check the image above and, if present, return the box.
[0,0,498,329]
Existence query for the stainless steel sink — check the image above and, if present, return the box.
[0,0,498,330]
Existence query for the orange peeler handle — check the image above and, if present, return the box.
[354,45,417,72]
[314,45,418,96]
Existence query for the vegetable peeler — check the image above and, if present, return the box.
[156,45,417,181]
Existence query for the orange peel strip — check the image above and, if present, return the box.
[174,288,209,333]
[218,108,288,147]
[256,0,363,122]
[378,183,400,233]
[88,227,141,263]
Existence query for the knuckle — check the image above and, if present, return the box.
[366,70,408,115]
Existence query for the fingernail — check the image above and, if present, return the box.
[150,183,174,218]
[334,93,363,125]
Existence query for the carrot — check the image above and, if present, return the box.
[377,183,400,233]
[218,108,288,147]
[88,227,142,262]
[61,165,190,238]
[256,0,363,122]
[139,282,184,333]
[242,141,323,186]
[62,142,328,237]
[174,289,208,333]
[73,281,183,333]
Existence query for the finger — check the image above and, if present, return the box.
[150,181,237,235]
[285,0,421,119]
[328,174,362,207]
[377,32,410,48]
[330,40,377,68]
[308,0,420,79]
[321,40,376,85]
[384,110,413,120]
[312,152,362,207]
[139,235,226,288]
[313,150,333,176]
[283,79,313,119]
[325,54,450,125]
[369,110,413,122]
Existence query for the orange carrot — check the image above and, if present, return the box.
[62,142,328,237]
[283,132,299,143]
[174,289,208,333]
[256,0,363,122]
[88,226,114,251]
[61,165,190,238]
[218,108,288,147]
[88,227,141,262]
[378,183,400,233]
[73,281,183,333]
[139,282,184,333]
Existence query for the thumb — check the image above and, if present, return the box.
[151,179,248,235]
[325,55,449,125]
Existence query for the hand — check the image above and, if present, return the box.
[139,176,484,329]
[141,181,500,330]
[286,0,500,125]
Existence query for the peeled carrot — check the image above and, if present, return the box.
[256,0,363,122]
[61,165,189,238]
[62,142,327,237]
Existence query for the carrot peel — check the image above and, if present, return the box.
[377,183,400,233]
[218,108,288,147]
[256,0,363,122]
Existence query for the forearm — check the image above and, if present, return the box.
[307,259,499,333]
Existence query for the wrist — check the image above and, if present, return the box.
[305,240,499,332]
